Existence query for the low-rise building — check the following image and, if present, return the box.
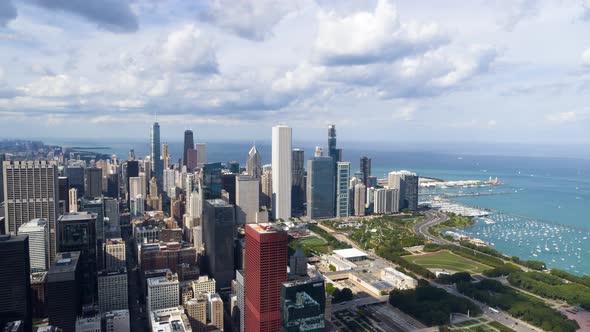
[149,306,192,332]
[380,267,417,290]
[104,310,130,332]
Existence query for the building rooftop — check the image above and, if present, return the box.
[150,306,191,332]
[104,309,130,319]
[248,223,284,234]
[58,212,96,222]
[0,234,28,244]
[106,238,125,245]
[205,198,230,207]
[333,248,368,259]
[147,275,178,286]
[47,251,80,277]
[19,218,47,231]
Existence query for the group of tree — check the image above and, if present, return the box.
[550,269,590,288]
[456,279,579,332]
[389,279,482,326]
[436,272,472,285]
[307,224,351,250]
[375,247,436,279]
[483,264,522,277]
[331,287,353,303]
[510,256,546,271]
[508,271,590,309]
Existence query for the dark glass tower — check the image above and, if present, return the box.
[183,129,194,166]
[203,199,235,291]
[201,163,223,199]
[47,251,81,332]
[281,277,326,332]
[360,156,371,186]
[306,156,335,219]
[150,122,163,191]
[0,234,32,332]
[58,176,69,213]
[291,149,305,216]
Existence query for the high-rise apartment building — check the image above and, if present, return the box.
[151,122,163,191]
[336,162,351,218]
[387,170,419,211]
[245,223,288,332]
[291,149,305,216]
[18,219,49,272]
[354,183,366,216]
[3,160,59,263]
[374,188,400,214]
[0,234,32,332]
[272,125,292,221]
[202,199,235,290]
[236,175,260,224]
[360,157,371,187]
[306,157,335,219]
[183,130,194,166]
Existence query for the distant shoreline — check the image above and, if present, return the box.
[70,146,111,150]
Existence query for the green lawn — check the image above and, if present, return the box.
[404,250,491,274]
[289,235,329,256]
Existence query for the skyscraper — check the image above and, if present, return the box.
[84,167,103,198]
[354,183,366,216]
[374,188,400,214]
[183,130,194,166]
[69,188,78,213]
[327,124,342,164]
[186,149,198,172]
[202,199,235,290]
[0,234,32,332]
[306,157,335,219]
[336,162,351,218]
[281,277,326,332]
[271,125,292,221]
[195,143,207,168]
[201,163,223,199]
[65,163,85,197]
[245,224,288,332]
[247,145,262,178]
[236,175,260,224]
[0,153,4,204]
[291,149,305,216]
[387,170,419,211]
[47,251,81,332]
[360,157,371,187]
[151,122,163,191]
[3,160,59,263]
[18,219,49,273]
[260,171,272,210]
[58,176,69,213]
[106,173,119,198]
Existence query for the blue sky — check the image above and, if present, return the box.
[0,0,589,145]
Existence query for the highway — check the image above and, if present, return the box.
[413,210,452,244]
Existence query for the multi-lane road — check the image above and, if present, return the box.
[413,210,452,244]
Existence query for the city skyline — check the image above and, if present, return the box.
[0,0,589,144]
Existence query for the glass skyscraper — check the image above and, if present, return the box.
[306,156,335,219]
[150,122,163,191]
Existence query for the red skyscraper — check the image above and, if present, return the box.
[245,223,288,332]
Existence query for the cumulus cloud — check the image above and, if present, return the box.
[0,0,17,27]
[582,48,590,66]
[30,0,139,33]
[315,0,448,65]
[161,24,218,73]
[199,0,300,41]
[22,74,101,97]
[272,63,325,93]
[498,0,540,31]
[545,111,577,123]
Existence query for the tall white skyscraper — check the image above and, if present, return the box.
[336,162,351,217]
[195,143,207,168]
[69,188,78,213]
[235,175,260,224]
[18,219,49,272]
[271,125,292,220]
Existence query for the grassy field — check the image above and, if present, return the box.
[404,250,491,274]
[288,235,329,256]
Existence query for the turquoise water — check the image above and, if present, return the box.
[47,139,590,274]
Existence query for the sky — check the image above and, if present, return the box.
[0,0,589,146]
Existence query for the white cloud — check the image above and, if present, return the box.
[315,0,447,65]
[272,63,325,93]
[545,111,577,123]
[161,24,218,73]
[199,0,301,40]
[392,105,415,121]
[582,48,590,66]
[22,74,100,97]
[497,0,540,31]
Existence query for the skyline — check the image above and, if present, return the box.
[0,0,589,144]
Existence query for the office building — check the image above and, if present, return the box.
[354,183,366,217]
[147,272,179,311]
[306,157,335,219]
[247,145,262,178]
[162,143,171,171]
[271,125,292,221]
[336,162,350,218]
[47,251,81,332]
[191,276,216,295]
[0,235,32,332]
[202,199,235,290]
[289,245,307,277]
[104,310,130,332]
[58,177,69,213]
[360,157,371,187]
[151,122,163,191]
[236,270,246,332]
[74,311,101,332]
[387,170,419,211]
[185,295,207,331]
[260,171,272,210]
[149,306,191,332]
[57,212,97,304]
[186,149,198,172]
[103,198,120,239]
[79,198,105,272]
[105,238,126,273]
[83,168,102,199]
[18,219,49,272]
[183,130,194,167]
[68,189,78,213]
[98,270,128,312]
[245,223,288,332]
[208,293,224,331]
[195,143,207,168]
[201,163,222,199]
[228,161,240,174]
[0,153,4,204]
[106,173,119,198]
[3,160,59,263]
[236,175,260,224]
[374,188,400,214]
[65,164,85,196]
[31,272,47,319]
[124,161,139,202]
[281,278,326,332]
[221,173,237,204]
[291,149,305,216]
[139,242,196,273]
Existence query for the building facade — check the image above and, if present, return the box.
[271,125,292,221]
[336,162,350,218]
[306,157,335,219]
